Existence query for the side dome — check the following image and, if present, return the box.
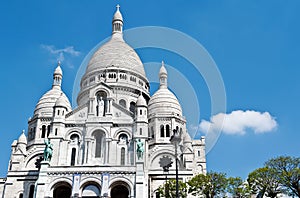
[148,88,182,116]
[34,63,71,116]
[34,89,71,116]
[148,62,182,116]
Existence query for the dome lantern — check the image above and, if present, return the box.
[159,61,168,88]
[53,61,63,89]
[112,4,123,35]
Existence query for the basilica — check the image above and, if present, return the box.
[0,6,206,198]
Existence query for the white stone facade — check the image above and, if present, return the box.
[0,6,206,198]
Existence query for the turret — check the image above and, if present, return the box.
[135,94,148,139]
[17,130,27,154]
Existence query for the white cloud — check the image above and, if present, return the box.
[199,110,278,135]
[41,44,80,68]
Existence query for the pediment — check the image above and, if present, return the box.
[65,103,88,121]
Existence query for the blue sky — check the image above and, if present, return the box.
[0,1,299,179]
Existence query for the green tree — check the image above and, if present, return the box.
[188,171,228,198]
[247,167,282,198]
[227,177,251,198]
[265,156,300,197]
[157,179,188,198]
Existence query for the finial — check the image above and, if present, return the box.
[116,4,120,11]
[22,129,25,134]
[162,60,164,66]
[57,61,61,67]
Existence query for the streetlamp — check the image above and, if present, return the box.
[169,127,181,198]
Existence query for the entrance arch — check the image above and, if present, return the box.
[53,182,71,198]
[82,184,101,198]
[111,185,129,198]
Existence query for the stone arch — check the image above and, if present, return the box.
[109,178,133,198]
[25,152,43,169]
[91,87,111,98]
[119,98,127,108]
[89,126,108,138]
[65,128,82,140]
[113,128,132,140]
[80,176,102,190]
[52,182,72,198]
[92,129,106,159]
[81,181,101,198]
[66,130,83,166]
[49,177,73,194]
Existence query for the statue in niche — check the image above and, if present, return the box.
[97,97,105,117]
[119,134,128,144]
[43,139,53,162]
[136,139,144,160]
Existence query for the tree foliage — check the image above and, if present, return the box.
[188,171,228,198]
[247,166,282,198]
[155,156,300,198]
[157,179,188,198]
[265,156,300,197]
[227,177,251,198]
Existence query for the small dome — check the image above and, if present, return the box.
[55,94,70,108]
[18,131,27,144]
[149,62,182,116]
[113,5,123,22]
[136,94,147,106]
[148,88,182,116]
[34,88,71,116]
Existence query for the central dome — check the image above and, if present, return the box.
[86,36,146,77]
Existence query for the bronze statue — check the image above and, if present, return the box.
[136,139,144,160]
[44,139,53,162]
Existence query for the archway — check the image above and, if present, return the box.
[111,185,129,198]
[53,182,72,198]
[82,184,101,198]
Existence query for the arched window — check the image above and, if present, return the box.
[93,131,105,158]
[140,109,142,115]
[70,134,80,143]
[28,185,34,198]
[160,125,165,137]
[166,125,170,137]
[129,102,135,113]
[41,125,46,138]
[47,125,51,137]
[121,147,125,165]
[119,99,126,108]
[71,148,76,166]
[140,128,142,135]
[198,150,201,157]
[19,193,23,198]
